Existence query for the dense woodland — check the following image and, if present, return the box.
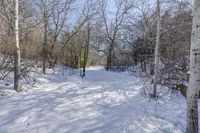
[0,0,192,89]
[0,0,200,133]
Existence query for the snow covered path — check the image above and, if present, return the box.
[0,67,187,133]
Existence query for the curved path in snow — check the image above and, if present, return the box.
[0,67,187,133]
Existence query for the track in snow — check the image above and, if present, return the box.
[0,67,187,133]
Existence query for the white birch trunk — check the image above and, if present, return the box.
[14,0,21,92]
[186,0,200,132]
[153,0,160,97]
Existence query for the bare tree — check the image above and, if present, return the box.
[35,0,50,74]
[47,0,75,68]
[186,0,200,132]
[80,0,99,77]
[100,0,134,71]
[152,0,160,97]
[14,0,21,92]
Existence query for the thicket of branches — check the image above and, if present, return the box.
[0,0,192,91]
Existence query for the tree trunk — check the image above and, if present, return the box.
[14,0,21,92]
[152,0,160,97]
[82,47,89,77]
[82,66,86,77]
[106,45,113,71]
[140,60,144,71]
[42,10,48,75]
[186,0,200,132]
[144,60,147,72]
[81,21,90,77]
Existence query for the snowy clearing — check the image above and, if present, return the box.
[0,66,194,133]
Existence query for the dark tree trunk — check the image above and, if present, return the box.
[14,50,21,92]
[106,46,112,71]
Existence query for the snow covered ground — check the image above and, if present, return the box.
[0,66,195,133]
